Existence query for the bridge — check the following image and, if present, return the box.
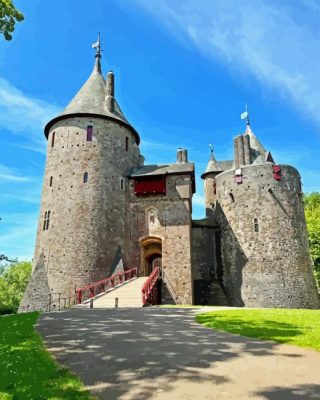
[41,267,161,312]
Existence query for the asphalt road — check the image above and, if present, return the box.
[37,307,320,400]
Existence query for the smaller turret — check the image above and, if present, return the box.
[234,113,275,167]
[202,146,222,217]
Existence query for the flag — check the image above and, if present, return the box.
[241,111,248,120]
[92,41,99,49]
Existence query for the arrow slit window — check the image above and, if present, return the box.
[254,218,259,233]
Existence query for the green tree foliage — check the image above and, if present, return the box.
[0,0,24,40]
[304,192,320,286]
[0,261,31,314]
[0,254,13,262]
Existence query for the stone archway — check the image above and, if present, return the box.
[140,237,162,276]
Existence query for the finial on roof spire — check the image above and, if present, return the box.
[240,104,250,126]
[92,33,102,73]
[209,144,215,161]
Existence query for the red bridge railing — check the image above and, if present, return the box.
[142,267,160,305]
[76,267,137,304]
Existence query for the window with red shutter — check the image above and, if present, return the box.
[134,176,166,196]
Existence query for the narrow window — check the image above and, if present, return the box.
[49,176,53,187]
[121,178,124,190]
[51,131,55,147]
[43,211,50,231]
[83,172,88,183]
[43,211,47,231]
[125,136,129,152]
[254,218,259,233]
[87,126,93,141]
[46,211,50,230]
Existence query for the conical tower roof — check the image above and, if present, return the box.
[201,147,222,179]
[244,123,266,165]
[44,48,140,143]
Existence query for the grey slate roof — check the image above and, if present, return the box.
[245,124,267,165]
[44,57,139,142]
[129,163,194,177]
[201,159,233,179]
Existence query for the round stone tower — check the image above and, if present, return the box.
[20,42,141,311]
[205,122,320,308]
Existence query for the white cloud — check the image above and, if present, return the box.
[0,164,32,182]
[0,77,60,150]
[192,193,205,207]
[0,212,38,260]
[135,0,320,127]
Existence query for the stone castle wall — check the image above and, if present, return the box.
[21,117,140,311]
[128,174,193,304]
[191,221,229,305]
[213,163,320,308]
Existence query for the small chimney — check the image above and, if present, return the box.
[106,71,114,113]
[139,155,145,166]
[177,148,183,164]
[181,149,188,163]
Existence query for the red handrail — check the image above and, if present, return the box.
[76,267,137,304]
[141,267,160,305]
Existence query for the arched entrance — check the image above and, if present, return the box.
[140,237,162,276]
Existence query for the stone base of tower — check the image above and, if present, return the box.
[18,253,51,313]
[239,271,320,309]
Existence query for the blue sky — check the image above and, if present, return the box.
[0,0,320,261]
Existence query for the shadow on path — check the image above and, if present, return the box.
[37,308,320,400]
[255,384,320,399]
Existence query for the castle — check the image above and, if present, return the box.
[20,41,320,311]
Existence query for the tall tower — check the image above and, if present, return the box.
[20,40,141,311]
[205,120,320,308]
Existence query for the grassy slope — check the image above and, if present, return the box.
[0,312,95,400]
[196,309,320,351]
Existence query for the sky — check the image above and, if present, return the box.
[0,0,320,261]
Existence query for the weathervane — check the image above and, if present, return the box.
[240,104,250,125]
[92,32,102,58]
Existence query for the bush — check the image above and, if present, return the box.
[0,261,32,313]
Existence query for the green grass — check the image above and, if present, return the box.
[196,308,320,351]
[0,312,96,400]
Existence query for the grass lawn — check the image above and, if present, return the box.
[0,312,95,400]
[196,308,320,351]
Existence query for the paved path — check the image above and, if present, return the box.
[37,308,320,400]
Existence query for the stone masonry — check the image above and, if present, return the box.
[19,43,319,312]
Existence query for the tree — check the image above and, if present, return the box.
[0,261,32,313]
[304,192,320,287]
[0,254,13,262]
[0,0,24,41]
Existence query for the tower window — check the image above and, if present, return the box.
[121,178,124,190]
[87,126,93,141]
[43,211,50,231]
[125,136,129,152]
[254,218,259,233]
[51,132,55,147]
[83,172,88,183]
[49,176,53,187]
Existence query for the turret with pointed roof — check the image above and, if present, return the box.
[44,42,140,144]
[20,39,144,312]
